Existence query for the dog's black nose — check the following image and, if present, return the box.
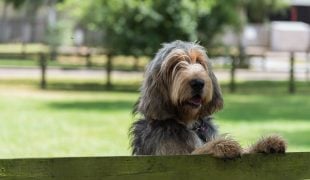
[190,79,205,91]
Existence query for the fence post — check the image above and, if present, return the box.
[39,53,47,89]
[230,55,237,93]
[306,52,309,82]
[50,48,58,61]
[132,55,139,71]
[106,53,112,88]
[289,52,295,94]
[86,53,92,68]
[21,42,26,59]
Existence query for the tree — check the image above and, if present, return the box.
[80,1,215,55]
[62,0,221,87]
[62,0,287,86]
[58,0,290,89]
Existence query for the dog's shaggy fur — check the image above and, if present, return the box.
[130,40,286,157]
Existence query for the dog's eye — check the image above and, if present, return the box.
[196,60,205,66]
[196,60,208,71]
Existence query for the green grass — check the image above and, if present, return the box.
[0,89,137,158]
[0,77,309,158]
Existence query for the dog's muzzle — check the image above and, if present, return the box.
[187,79,205,108]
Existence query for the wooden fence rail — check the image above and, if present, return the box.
[0,153,309,180]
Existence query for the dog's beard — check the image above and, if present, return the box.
[178,93,212,124]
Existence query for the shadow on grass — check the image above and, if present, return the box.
[47,80,309,93]
[218,92,310,122]
[218,81,310,121]
[47,82,140,92]
[219,103,310,122]
[221,80,310,95]
[48,100,135,111]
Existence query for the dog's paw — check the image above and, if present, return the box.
[192,136,242,159]
[248,135,287,154]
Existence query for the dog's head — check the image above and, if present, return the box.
[135,40,223,123]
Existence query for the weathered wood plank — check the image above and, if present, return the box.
[0,153,309,180]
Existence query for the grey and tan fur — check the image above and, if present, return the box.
[130,40,286,158]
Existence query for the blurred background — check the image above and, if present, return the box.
[0,0,309,158]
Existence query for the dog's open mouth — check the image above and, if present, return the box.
[187,95,202,108]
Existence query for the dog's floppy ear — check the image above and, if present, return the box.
[201,61,224,116]
[136,60,173,120]
[136,43,179,120]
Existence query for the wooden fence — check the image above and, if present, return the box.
[0,45,306,93]
[0,153,309,179]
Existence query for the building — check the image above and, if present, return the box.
[270,0,310,24]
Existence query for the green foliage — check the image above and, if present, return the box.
[61,0,267,55]
[59,0,242,55]
[79,0,217,56]
[59,0,288,55]
[5,0,289,55]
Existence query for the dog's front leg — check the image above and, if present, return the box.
[245,135,287,154]
[192,135,242,159]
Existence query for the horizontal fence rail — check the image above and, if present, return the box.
[0,153,309,180]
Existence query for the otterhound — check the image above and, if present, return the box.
[130,40,286,158]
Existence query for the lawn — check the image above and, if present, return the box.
[0,76,309,158]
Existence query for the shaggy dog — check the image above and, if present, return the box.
[130,40,286,158]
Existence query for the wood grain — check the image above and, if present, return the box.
[0,153,309,180]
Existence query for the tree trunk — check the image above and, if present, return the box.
[26,4,39,42]
[236,2,249,69]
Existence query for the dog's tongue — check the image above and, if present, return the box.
[189,96,202,106]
